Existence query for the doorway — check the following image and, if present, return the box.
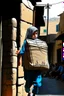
[57,48,61,63]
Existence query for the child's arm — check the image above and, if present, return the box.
[16,40,26,55]
[16,40,26,66]
[16,50,20,54]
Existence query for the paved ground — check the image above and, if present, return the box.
[37,77,64,95]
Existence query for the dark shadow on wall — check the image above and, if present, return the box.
[1,1,20,20]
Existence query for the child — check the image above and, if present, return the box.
[16,26,43,96]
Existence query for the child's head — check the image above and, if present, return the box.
[25,26,38,39]
[32,31,38,39]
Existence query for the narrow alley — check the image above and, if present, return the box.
[1,0,64,96]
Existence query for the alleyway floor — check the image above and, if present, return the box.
[36,77,64,96]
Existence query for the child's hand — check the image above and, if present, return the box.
[18,56,22,66]
[16,50,20,54]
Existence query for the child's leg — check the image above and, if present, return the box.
[24,70,34,93]
[27,85,35,96]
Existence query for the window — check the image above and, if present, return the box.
[56,24,60,32]
[43,29,47,33]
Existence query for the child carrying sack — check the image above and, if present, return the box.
[23,38,49,70]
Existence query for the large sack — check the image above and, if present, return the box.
[23,39,49,70]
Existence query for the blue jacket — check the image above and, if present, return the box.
[20,40,26,55]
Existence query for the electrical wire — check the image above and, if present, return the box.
[22,0,64,8]
[51,1,64,5]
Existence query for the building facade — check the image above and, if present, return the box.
[55,12,64,64]
[39,18,60,64]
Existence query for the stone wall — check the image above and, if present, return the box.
[2,18,17,96]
